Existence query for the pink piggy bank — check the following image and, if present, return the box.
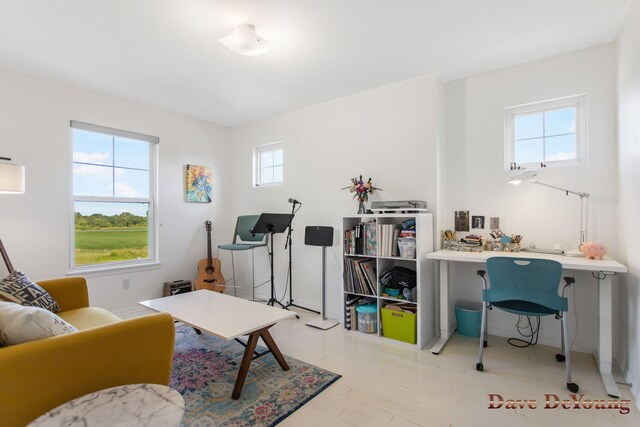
[580,242,607,260]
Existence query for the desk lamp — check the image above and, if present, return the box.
[509,170,588,257]
[0,157,25,272]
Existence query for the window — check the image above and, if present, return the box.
[505,95,587,170]
[70,121,158,270]
[254,142,283,186]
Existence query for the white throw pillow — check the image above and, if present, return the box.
[0,301,77,347]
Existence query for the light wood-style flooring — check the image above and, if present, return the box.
[268,310,638,427]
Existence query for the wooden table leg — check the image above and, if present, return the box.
[232,331,260,400]
[259,328,290,371]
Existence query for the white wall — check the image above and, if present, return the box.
[228,75,444,318]
[0,67,232,311]
[616,0,640,404]
[443,44,618,353]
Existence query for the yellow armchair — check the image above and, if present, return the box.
[0,277,176,427]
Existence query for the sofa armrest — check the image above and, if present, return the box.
[37,276,89,311]
[0,312,175,427]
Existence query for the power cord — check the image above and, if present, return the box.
[508,315,541,348]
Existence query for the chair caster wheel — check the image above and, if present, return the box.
[483,341,488,348]
[476,363,484,372]
[567,383,579,393]
[555,354,565,362]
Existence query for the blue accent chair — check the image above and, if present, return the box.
[476,257,578,393]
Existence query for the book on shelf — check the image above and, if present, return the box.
[343,257,376,295]
[377,224,402,257]
[344,220,377,256]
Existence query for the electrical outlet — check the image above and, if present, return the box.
[122,279,130,290]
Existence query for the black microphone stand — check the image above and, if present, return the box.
[285,201,320,315]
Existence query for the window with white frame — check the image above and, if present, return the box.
[504,94,587,170]
[254,142,283,186]
[70,121,158,270]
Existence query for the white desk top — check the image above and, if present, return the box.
[139,290,296,340]
[426,249,627,273]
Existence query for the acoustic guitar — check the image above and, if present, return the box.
[195,221,226,293]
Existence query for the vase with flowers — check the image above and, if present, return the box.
[341,175,382,214]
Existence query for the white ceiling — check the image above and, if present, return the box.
[0,0,631,127]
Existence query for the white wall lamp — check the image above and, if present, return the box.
[218,23,274,56]
[0,157,25,194]
[508,170,589,257]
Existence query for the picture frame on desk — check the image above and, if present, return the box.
[454,211,469,232]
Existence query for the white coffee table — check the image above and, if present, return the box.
[139,290,296,399]
[28,384,184,427]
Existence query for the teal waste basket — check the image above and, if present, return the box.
[455,301,483,338]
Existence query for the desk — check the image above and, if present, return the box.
[426,249,627,397]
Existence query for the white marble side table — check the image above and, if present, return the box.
[28,384,185,427]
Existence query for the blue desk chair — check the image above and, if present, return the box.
[476,256,578,393]
[217,215,269,300]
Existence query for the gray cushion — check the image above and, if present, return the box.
[0,270,60,312]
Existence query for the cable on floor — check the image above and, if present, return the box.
[508,315,541,348]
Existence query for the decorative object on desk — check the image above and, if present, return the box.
[489,217,500,230]
[493,234,522,252]
[341,175,381,214]
[579,241,607,260]
[446,234,483,252]
[509,169,589,257]
[454,210,469,232]
[170,324,341,426]
[511,234,523,251]
[472,215,485,229]
[441,229,456,249]
[186,164,212,203]
[489,229,503,240]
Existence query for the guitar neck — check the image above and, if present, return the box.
[207,228,213,267]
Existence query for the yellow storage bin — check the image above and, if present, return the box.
[381,307,417,344]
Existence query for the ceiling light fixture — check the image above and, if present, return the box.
[218,23,274,56]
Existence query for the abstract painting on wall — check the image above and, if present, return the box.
[186,164,212,203]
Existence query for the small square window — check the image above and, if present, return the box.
[505,95,587,170]
[254,142,283,187]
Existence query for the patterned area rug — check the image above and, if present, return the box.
[170,324,341,426]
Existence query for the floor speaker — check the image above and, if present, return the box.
[304,225,339,330]
[304,226,334,247]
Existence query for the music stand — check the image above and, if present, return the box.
[251,213,294,310]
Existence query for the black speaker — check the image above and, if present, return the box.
[305,226,334,247]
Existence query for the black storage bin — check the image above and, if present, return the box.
[392,266,416,289]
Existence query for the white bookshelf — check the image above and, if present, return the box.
[342,213,434,349]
